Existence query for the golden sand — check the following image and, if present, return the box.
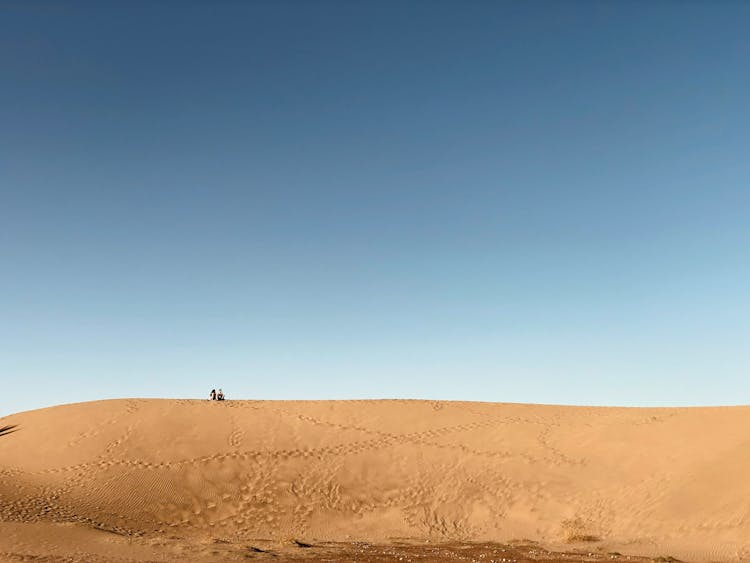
[1,399,748,561]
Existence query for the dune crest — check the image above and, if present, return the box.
[1,399,749,561]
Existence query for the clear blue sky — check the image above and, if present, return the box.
[2,1,749,416]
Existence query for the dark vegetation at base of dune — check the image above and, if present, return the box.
[239,540,660,562]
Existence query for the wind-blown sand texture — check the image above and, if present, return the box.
[1,399,748,562]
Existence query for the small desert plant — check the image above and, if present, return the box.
[561,518,600,543]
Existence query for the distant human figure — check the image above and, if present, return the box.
[209,389,216,401]
[217,389,225,401]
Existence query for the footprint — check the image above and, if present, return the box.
[228,429,245,448]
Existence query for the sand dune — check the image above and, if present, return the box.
[1,399,749,561]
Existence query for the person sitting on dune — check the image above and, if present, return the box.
[209,389,216,401]
[217,389,225,401]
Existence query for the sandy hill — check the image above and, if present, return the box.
[1,399,750,561]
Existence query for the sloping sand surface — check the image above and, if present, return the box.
[1,399,749,561]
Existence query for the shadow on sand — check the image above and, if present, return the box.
[0,425,18,438]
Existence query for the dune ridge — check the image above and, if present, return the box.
[1,399,750,561]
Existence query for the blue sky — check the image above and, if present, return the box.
[2,1,749,415]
